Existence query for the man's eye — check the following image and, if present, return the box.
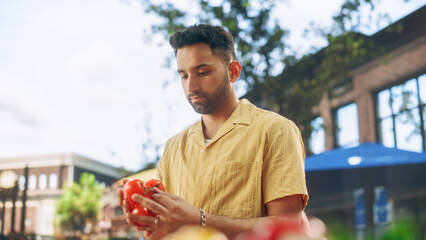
[181,75,188,80]
[199,71,209,76]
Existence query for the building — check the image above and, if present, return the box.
[302,5,426,239]
[309,4,426,154]
[0,153,124,238]
[242,4,425,239]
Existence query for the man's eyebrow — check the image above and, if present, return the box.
[194,63,210,69]
[177,64,211,73]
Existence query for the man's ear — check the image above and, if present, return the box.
[228,60,242,82]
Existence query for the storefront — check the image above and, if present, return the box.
[305,142,426,239]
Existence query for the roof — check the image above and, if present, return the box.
[305,142,426,172]
[116,168,158,185]
[0,152,124,179]
[370,4,426,52]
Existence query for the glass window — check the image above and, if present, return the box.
[378,89,392,118]
[395,109,422,152]
[391,79,418,113]
[423,106,426,141]
[309,116,325,154]
[49,173,58,189]
[419,74,426,104]
[29,175,37,190]
[39,174,47,190]
[336,103,359,147]
[19,176,26,190]
[376,74,425,151]
[379,118,395,148]
[115,206,124,216]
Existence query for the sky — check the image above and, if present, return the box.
[0,0,424,171]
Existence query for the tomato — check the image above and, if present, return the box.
[132,205,151,216]
[143,179,166,199]
[130,206,151,227]
[144,179,165,191]
[123,178,145,210]
[141,179,165,216]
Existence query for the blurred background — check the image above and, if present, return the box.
[0,0,425,239]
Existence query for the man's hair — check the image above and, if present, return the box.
[169,24,236,65]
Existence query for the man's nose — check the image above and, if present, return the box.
[187,74,200,92]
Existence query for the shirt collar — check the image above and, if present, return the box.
[187,98,256,137]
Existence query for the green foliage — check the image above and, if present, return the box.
[326,220,357,240]
[141,0,405,153]
[142,0,288,90]
[261,0,392,152]
[379,220,417,240]
[138,161,157,172]
[55,172,105,236]
[324,218,419,240]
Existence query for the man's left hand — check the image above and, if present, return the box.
[126,188,200,235]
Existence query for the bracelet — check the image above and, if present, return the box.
[198,208,206,230]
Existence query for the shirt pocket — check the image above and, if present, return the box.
[208,161,261,218]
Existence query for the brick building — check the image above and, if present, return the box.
[308,5,426,154]
[303,5,426,239]
[0,153,124,238]
[243,4,426,239]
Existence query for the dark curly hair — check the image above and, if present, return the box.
[169,24,236,65]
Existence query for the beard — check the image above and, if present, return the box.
[186,73,231,114]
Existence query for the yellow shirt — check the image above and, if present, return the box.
[158,99,308,218]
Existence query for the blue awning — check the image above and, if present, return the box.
[305,142,426,172]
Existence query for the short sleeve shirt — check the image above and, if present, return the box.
[158,99,308,218]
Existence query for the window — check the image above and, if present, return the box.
[309,116,325,154]
[39,174,47,189]
[19,176,26,190]
[49,173,58,189]
[29,175,37,190]
[335,103,359,147]
[376,74,426,152]
[115,206,124,216]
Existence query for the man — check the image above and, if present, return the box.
[119,24,309,240]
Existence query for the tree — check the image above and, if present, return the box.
[54,172,105,239]
[262,0,400,152]
[142,0,289,94]
[140,0,407,153]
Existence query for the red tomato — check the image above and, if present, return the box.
[123,179,145,210]
[132,205,151,216]
[143,179,166,199]
[130,206,151,227]
[142,179,165,216]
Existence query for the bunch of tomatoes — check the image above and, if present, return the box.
[123,178,165,224]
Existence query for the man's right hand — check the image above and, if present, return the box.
[117,178,128,208]
[117,178,155,237]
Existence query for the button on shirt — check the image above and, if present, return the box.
[158,99,308,218]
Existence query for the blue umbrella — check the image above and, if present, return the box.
[305,142,426,172]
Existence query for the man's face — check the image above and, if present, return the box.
[177,43,231,114]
